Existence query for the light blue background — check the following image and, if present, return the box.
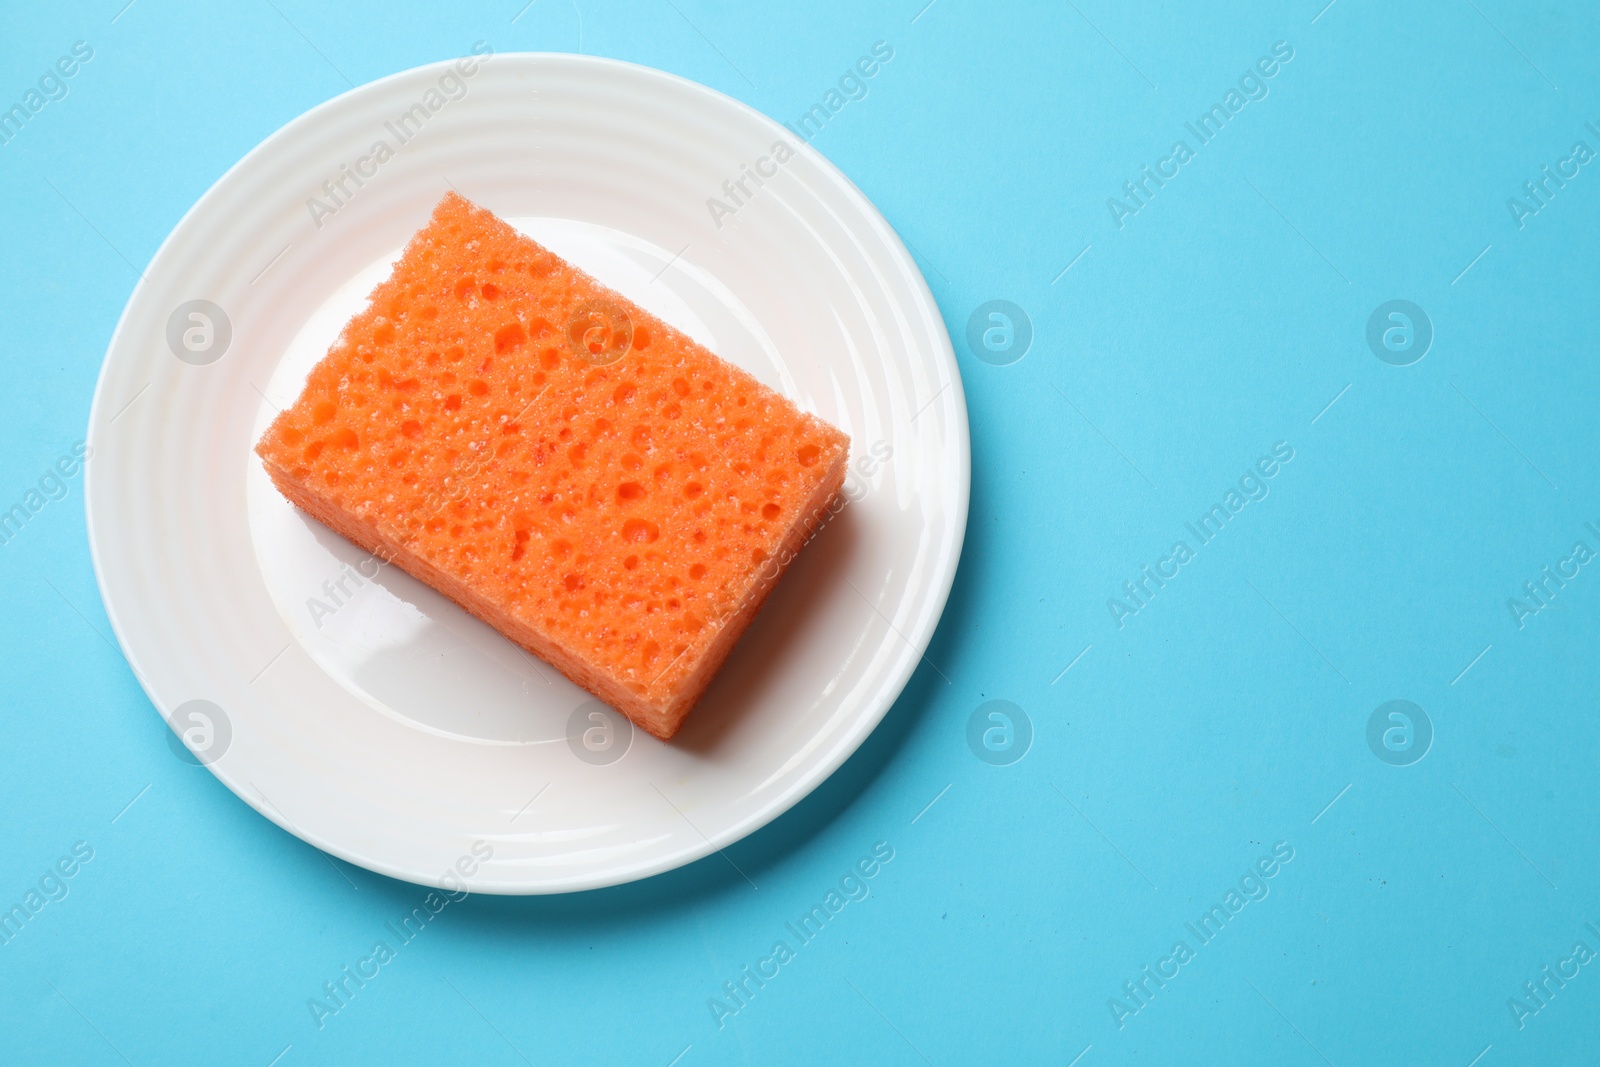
[3,0,1598,1063]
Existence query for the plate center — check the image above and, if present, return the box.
[247,216,782,744]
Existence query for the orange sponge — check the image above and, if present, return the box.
[256,193,850,739]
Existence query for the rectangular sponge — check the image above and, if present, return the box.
[256,193,850,739]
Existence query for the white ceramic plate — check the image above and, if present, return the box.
[86,53,968,893]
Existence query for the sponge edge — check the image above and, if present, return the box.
[255,193,850,740]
